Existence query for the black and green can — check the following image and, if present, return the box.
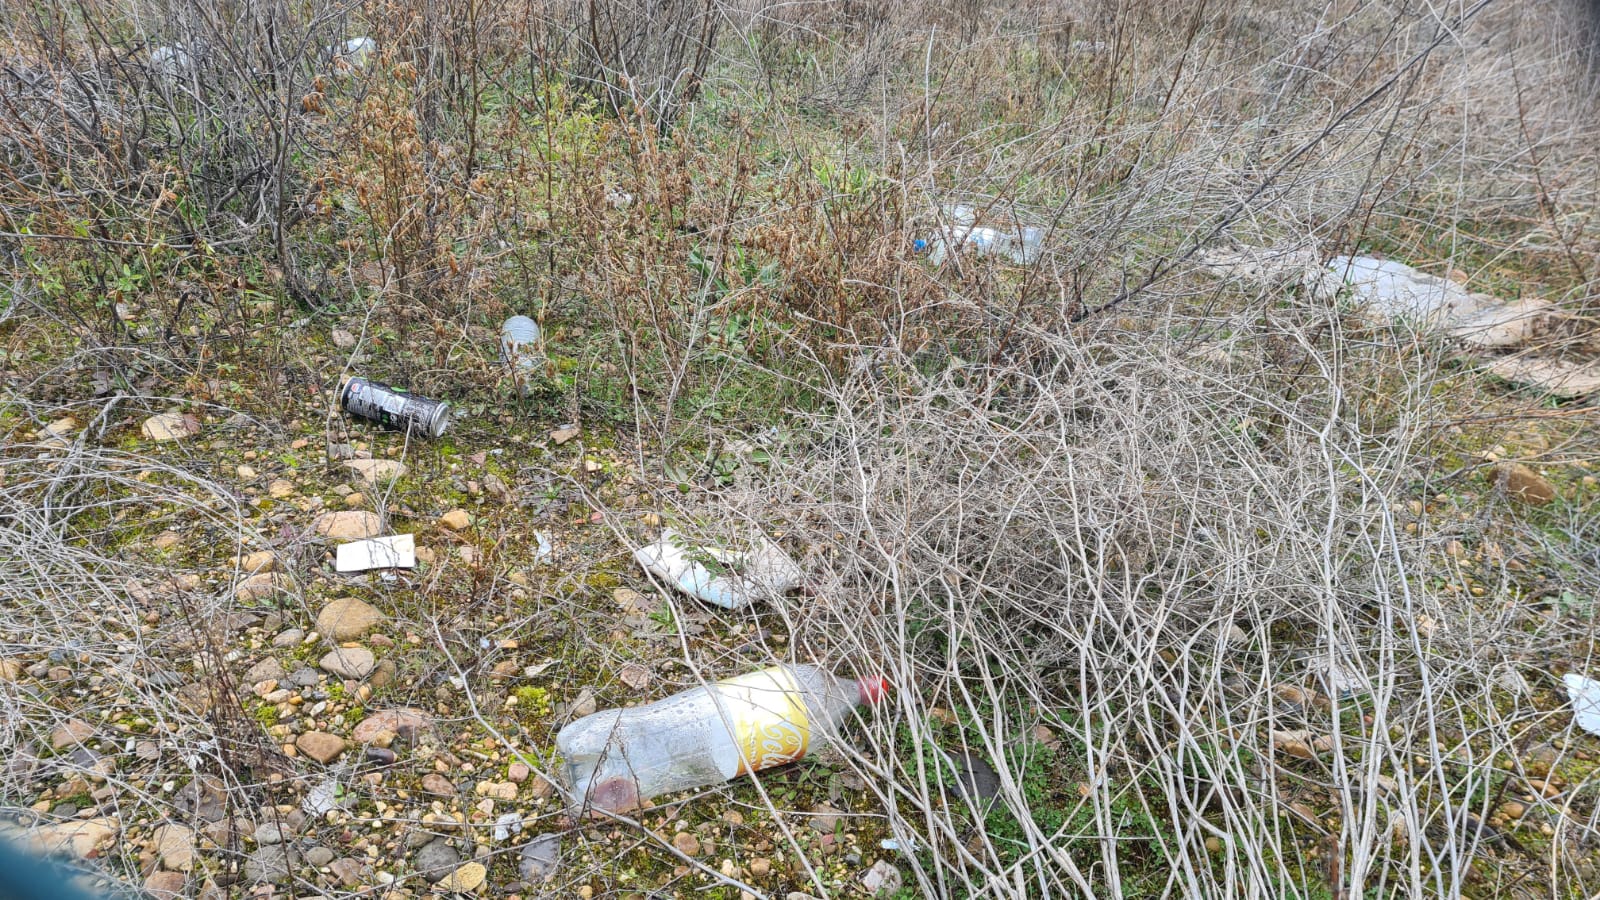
[339,376,450,438]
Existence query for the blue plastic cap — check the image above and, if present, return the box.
[912,238,928,253]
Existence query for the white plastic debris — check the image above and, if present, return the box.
[533,530,553,564]
[150,46,192,80]
[1565,673,1600,737]
[1199,245,1556,351]
[522,659,558,678]
[303,778,354,817]
[916,204,1044,265]
[501,316,542,397]
[335,534,415,572]
[1325,256,1476,323]
[1309,657,1367,699]
[633,528,804,610]
[330,37,376,70]
[605,190,634,209]
[492,812,524,842]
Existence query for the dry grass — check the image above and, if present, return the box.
[3,0,1599,897]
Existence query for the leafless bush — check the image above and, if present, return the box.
[559,0,722,132]
[0,405,300,892]
[651,294,1594,895]
[619,1,1600,895]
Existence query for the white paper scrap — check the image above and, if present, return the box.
[336,534,416,572]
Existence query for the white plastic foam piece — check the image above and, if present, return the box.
[336,534,415,572]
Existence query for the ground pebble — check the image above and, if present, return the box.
[414,840,461,883]
[861,860,904,896]
[672,832,701,857]
[518,834,561,883]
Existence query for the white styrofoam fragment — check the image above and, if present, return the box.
[336,534,415,572]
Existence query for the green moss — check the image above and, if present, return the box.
[584,571,622,592]
[513,686,552,718]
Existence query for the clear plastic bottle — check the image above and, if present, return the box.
[915,204,1045,265]
[500,315,542,397]
[557,664,888,813]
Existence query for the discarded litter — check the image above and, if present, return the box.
[557,663,888,813]
[1309,657,1366,699]
[1199,246,1557,352]
[633,529,803,609]
[1565,673,1600,737]
[915,204,1044,265]
[1323,256,1552,349]
[944,747,1001,808]
[533,530,554,565]
[150,45,192,81]
[330,37,376,69]
[522,659,559,678]
[335,534,416,573]
[339,376,450,438]
[492,812,524,842]
[302,778,355,817]
[1200,243,1598,397]
[500,316,542,397]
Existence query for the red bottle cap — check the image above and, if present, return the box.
[857,676,890,705]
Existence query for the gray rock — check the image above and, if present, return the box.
[244,845,298,884]
[563,686,596,721]
[518,834,561,883]
[146,670,186,688]
[947,748,1000,807]
[319,647,375,681]
[306,846,335,867]
[861,860,903,896]
[245,658,286,685]
[288,666,320,688]
[253,822,287,845]
[808,803,845,833]
[329,857,364,887]
[176,775,228,823]
[272,628,305,648]
[414,839,461,883]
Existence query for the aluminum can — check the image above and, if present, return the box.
[339,377,450,438]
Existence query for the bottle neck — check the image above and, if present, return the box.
[856,676,889,706]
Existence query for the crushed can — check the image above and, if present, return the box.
[339,376,451,438]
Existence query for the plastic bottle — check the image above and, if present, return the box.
[914,204,1045,265]
[557,664,888,813]
[500,316,542,396]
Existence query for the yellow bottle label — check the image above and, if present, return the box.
[716,668,810,775]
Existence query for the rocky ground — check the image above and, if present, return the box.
[0,367,914,899]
